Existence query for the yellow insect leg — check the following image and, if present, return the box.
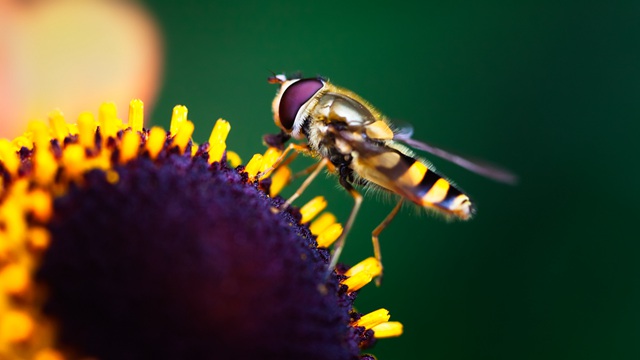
[280,157,328,212]
[327,184,363,277]
[371,198,403,286]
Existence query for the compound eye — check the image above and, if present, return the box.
[279,78,323,131]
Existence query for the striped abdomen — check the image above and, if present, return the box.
[353,148,474,220]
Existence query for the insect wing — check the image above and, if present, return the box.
[394,135,518,185]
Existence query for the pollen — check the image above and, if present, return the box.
[244,154,263,179]
[173,120,195,154]
[26,189,53,223]
[62,144,87,179]
[146,127,167,160]
[169,105,188,135]
[342,270,372,292]
[34,150,58,186]
[226,151,242,168]
[299,196,327,224]
[0,139,20,176]
[316,223,343,248]
[371,321,404,338]
[128,99,144,133]
[354,308,391,330]
[34,349,65,360]
[0,264,30,295]
[106,170,120,184]
[269,166,291,196]
[27,227,51,251]
[345,257,382,278]
[77,112,97,149]
[29,121,58,186]
[0,311,34,343]
[120,131,142,164]
[49,109,69,143]
[258,147,282,179]
[207,119,230,164]
[98,102,120,142]
[309,212,337,235]
[12,136,33,151]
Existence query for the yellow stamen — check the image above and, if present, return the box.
[128,99,144,132]
[309,212,337,235]
[98,102,119,141]
[226,151,242,168]
[12,135,33,150]
[173,120,194,154]
[208,119,231,144]
[209,142,226,164]
[316,223,343,248]
[34,349,65,360]
[0,264,30,295]
[62,144,86,179]
[371,321,404,338]
[77,111,97,149]
[106,170,120,184]
[48,109,69,143]
[169,105,188,135]
[67,123,79,136]
[207,119,230,164]
[258,147,282,179]
[120,131,141,164]
[1,195,27,248]
[27,189,53,222]
[341,270,372,292]
[1,311,34,343]
[299,196,327,223]
[27,227,51,251]
[191,142,199,157]
[34,150,58,187]
[28,120,51,151]
[146,127,167,160]
[354,308,390,330]
[244,154,263,179]
[345,257,382,278]
[0,139,20,176]
[269,166,292,196]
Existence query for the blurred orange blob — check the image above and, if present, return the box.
[0,0,163,137]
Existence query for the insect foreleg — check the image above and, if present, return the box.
[279,157,329,212]
[326,169,363,277]
[259,142,309,179]
[292,162,324,180]
[371,199,403,286]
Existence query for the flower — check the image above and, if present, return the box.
[0,100,402,359]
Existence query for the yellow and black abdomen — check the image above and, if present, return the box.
[353,147,474,220]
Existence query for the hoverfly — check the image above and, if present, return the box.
[265,74,516,277]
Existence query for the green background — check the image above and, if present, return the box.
[142,1,640,359]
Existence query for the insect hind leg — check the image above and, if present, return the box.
[279,157,328,213]
[371,198,403,286]
[326,170,363,278]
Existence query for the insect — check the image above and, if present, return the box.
[265,74,516,278]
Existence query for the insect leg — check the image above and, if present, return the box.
[371,198,403,286]
[292,161,324,179]
[279,157,329,212]
[326,174,363,277]
[259,142,309,178]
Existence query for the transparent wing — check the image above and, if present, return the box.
[395,135,518,185]
[392,121,414,139]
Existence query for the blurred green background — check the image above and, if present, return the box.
[142,1,639,359]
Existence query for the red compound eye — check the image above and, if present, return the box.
[278,78,323,131]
